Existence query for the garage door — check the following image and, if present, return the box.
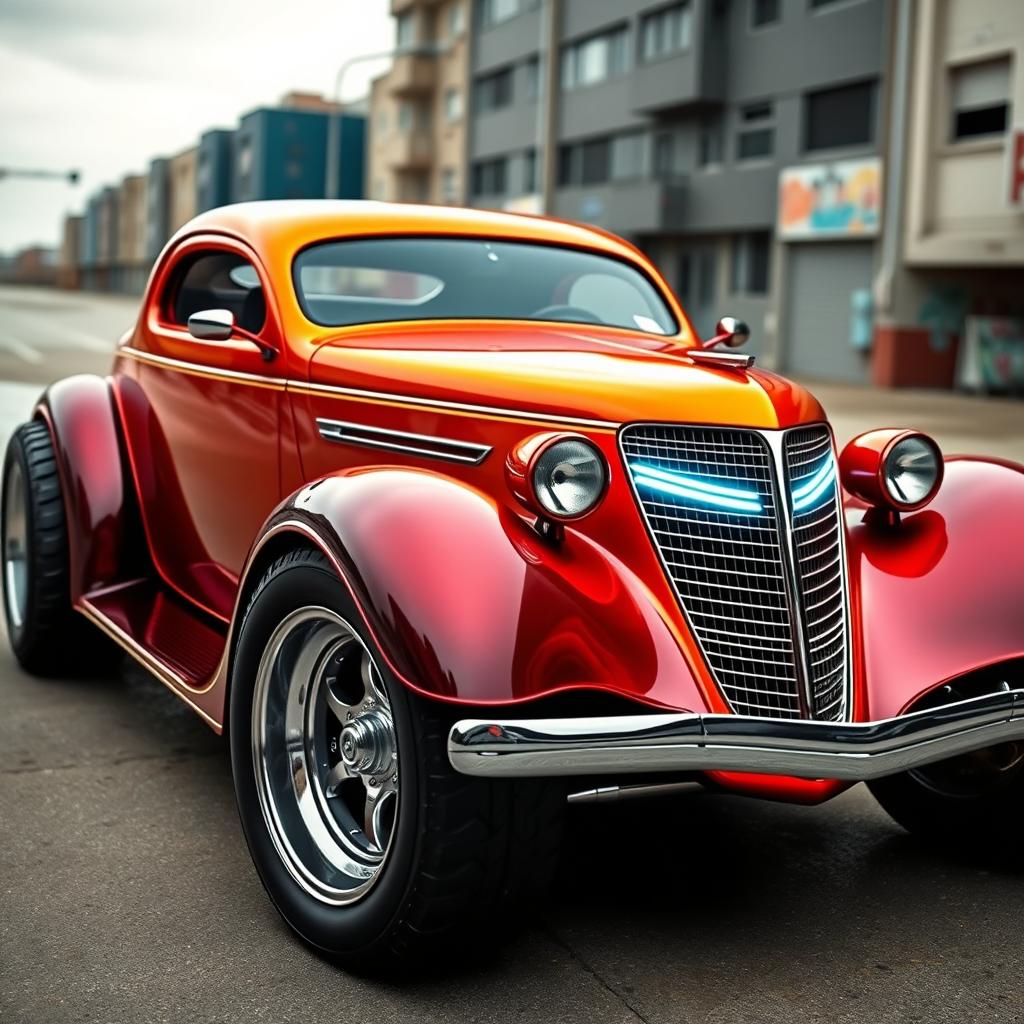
[783,242,873,383]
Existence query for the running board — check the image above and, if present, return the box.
[78,578,227,731]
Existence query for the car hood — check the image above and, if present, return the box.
[307,322,826,430]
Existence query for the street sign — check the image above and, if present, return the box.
[1008,125,1024,208]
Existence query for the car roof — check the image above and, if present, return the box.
[176,200,646,266]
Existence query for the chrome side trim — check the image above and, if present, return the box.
[120,346,286,389]
[316,418,492,465]
[448,689,1024,781]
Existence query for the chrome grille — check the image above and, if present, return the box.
[785,427,849,721]
[621,423,850,722]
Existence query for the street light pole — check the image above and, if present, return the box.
[325,44,447,200]
[0,168,80,185]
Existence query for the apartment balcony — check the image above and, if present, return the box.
[630,52,725,116]
[386,132,435,171]
[387,52,438,98]
[553,181,688,235]
[391,0,443,13]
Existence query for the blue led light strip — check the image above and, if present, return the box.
[630,462,764,514]
[790,456,836,512]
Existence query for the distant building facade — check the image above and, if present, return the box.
[58,214,83,290]
[168,147,199,237]
[145,157,170,262]
[117,173,148,293]
[368,0,472,204]
[197,129,235,212]
[233,97,366,202]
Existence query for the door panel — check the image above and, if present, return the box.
[117,240,284,621]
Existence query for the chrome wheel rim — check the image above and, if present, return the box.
[3,460,28,633]
[252,607,399,905]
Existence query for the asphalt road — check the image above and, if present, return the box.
[1,284,1023,1024]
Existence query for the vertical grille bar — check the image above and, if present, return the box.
[784,426,851,722]
[620,423,851,723]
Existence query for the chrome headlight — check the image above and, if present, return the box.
[531,437,608,519]
[882,434,942,508]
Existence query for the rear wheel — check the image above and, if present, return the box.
[2,421,119,675]
[229,548,564,972]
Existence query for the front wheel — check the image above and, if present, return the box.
[229,548,564,971]
[869,741,1024,855]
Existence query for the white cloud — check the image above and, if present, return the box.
[0,0,394,251]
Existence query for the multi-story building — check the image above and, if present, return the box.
[145,156,170,262]
[467,0,889,382]
[368,0,473,204]
[93,185,120,292]
[233,93,365,203]
[58,214,83,290]
[874,0,1024,389]
[168,146,199,237]
[197,128,235,212]
[116,173,149,293]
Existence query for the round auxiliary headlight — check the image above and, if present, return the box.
[531,438,608,519]
[883,434,941,508]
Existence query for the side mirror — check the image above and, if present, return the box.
[188,308,235,342]
[704,316,751,350]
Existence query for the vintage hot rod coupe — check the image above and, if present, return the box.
[4,202,1024,968]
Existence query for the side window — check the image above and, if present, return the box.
[166,251,267,334]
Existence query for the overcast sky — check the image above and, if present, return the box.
[0,0,394,253]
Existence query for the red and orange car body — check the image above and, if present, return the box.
[36,202,1024,804]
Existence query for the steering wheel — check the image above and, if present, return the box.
[532,304,605,326]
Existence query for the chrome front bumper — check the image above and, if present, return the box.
[448,689,1024,782]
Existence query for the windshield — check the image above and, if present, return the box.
[293,237,679,336]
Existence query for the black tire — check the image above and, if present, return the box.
[229,547,564,972]
[869,761,1024,854]
[2,421,120,676]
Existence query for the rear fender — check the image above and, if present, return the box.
[230,468,706,710]
[34,374,144,602]
[851,457,1024,719]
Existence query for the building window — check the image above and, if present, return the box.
[476,67,514,111]
[653,131,686,179]
[804,79,876,151]
[376,109,388,138]
[397,102,413,133]
[444,87,463,123]
[950,57,1011,142]
[396,10,416,50]
[374,178,387,200]
[479,0,538,27]
[523,149,538,193]
[698,120,723,167]
[736,102,774,161]
[640,3,692,62]
[471,156,508,196]
[449,1,465,37]
[611,132,648,181]
[730,232,771,295]
[561,26,629,90]
[750,0,780,28]
[441,168,458,203]
[524,56,541,101]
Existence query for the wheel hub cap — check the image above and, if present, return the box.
[340,709,395,778]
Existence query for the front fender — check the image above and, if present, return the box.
[34,374,141,602]
[851,457,1024,719]
[249,468,706,709]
